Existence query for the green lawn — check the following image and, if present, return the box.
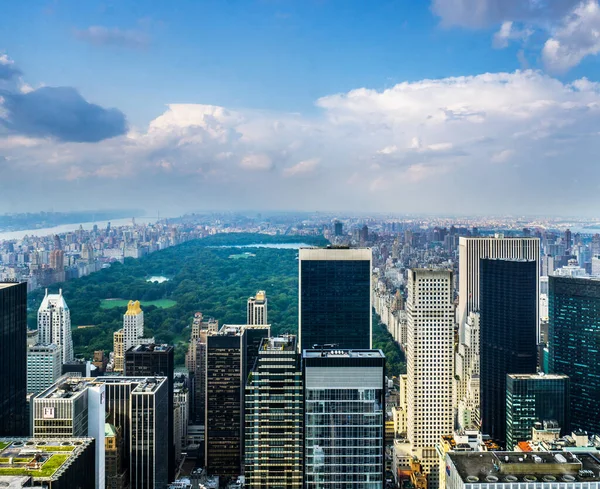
[0,453,69,477]
[45,446,74,452]
[0,442,9,451]
[100,299,177,310]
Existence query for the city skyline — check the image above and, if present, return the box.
[4,2,600,214]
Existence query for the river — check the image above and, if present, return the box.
[0,217,158,241]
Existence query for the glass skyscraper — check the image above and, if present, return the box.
[549,275,600,435]
[506,373,570,450]
[479,259,538,446]
[303,349,385,489]
[299,247,372,352]
[245,335,303,489]
[0,282,27,436]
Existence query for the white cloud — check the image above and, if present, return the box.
[5,70,600,214]
[542,1,600,73]
[493,21,533,48]
[491,149,515,163]
[433,0,600,72]
[240,153,273,171]
[283,158,320,177]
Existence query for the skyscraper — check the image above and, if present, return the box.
[37,288,74,364]
[479,259,538,446]
[247,290,268,325]
[245,335,303,488]
[303,349,385,489]
[27,343,62,395]
[506,373,570,450]
[125,343,175,483]
[299,247,372,351]
[96,376,169,489]
[205,326,243,477]
[0,281,27,436]
[205,324,269,477]
[548,275,600,435]
[185,313,218,424]
[458,236,540,329]
[113,300,152,373]
[405,269,454,489]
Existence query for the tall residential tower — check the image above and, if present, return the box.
[37,288,74,364]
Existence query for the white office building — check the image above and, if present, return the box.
[27,343,62,395]
[37,289,74,364]
[405,269,455,489]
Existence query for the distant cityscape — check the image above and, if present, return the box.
[0,212,599,488]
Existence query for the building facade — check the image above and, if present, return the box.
[506,373,570,450]
[33,378,106,489]
[405,269,455,489]
[244,336,303,489]
[37,288,73,364]
[479,259,538,446]
[105,423,127,489]
[548,275,600,435]
[112,300,152,373]
[0,281,27,436]
[247,290,268,325]
[125,343,175,482]
[458,236,540,329]
[299,247,372,351]
[27,343,62,395]
[303,349,385,489]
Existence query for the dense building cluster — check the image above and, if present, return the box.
[0,214,599,488]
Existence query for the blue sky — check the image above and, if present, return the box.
[2,0,600,215]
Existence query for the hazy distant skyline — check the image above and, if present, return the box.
[2,0,600,215]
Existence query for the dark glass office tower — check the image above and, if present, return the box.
[0,282,27,436]
[506,373,570,450]
[299,247,372,351]
[205,327,243,477]
[549,276,600,434]
[479,259,537,446]
[125,344,175,482]
[245,335,303,489]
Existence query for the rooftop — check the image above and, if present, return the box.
[448,451,600,483]
[0,282,21,290]
[261,335,296,352]
[128,343,173,353]
[303,349,385,358]
[508,373,570,381]
[0,476,32,488]
[0,438,93,481]
[37,378,92,400]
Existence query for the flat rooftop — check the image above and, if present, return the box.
[37,378,92,400]
[508,373,569,380]
[129,343,173,353]
[0,438,93,481]
[0,282,21,289]
[448,451,600,483]
[303,349,385,358]
[261,335,296,351]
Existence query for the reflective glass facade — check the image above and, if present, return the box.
[303,351,385,489]
[0,282,27,436]
[506,373,570,450]
[548,276,600,435]
[479,259,537,446]
[299,248,372,351]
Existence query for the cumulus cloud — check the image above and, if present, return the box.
[73,26,150,49]
[0,87,127,142]
[432,0,600,72]
[0,54,21,80]
[283,158,319,177]
[542,1,600,73]
[4,69,600,214]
